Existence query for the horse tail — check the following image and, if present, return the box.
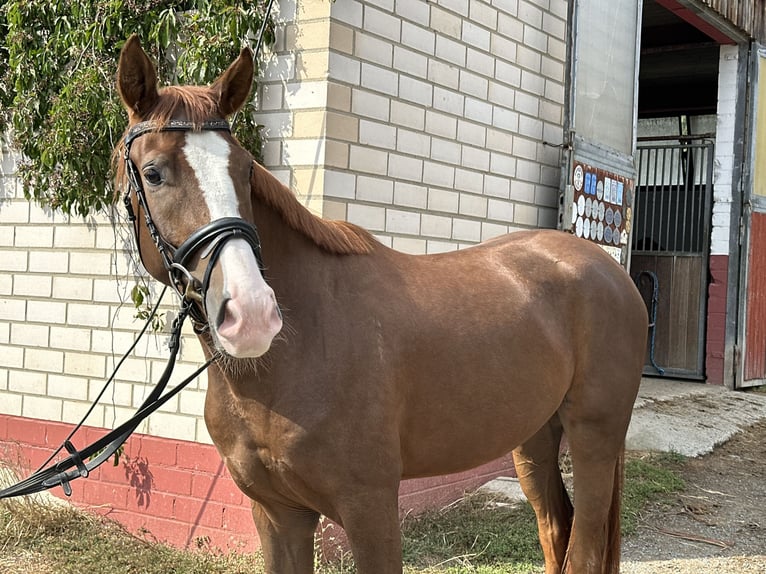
[603,446,624,574]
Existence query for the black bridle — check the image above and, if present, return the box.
[122,119,266,330]
[0,121,267,500]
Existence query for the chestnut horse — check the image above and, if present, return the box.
[115,36,647,574]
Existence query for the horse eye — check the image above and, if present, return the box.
[143,168,163,186]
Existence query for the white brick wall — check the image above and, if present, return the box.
[0,146,212,443]
[0,0,568,443]
[711,44,739,256]
[255,0,566,252]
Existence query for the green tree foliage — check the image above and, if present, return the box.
[0,1,273,216]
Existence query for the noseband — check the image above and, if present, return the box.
[122,119,265,330]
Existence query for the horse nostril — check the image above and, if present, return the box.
[216,298,232,329]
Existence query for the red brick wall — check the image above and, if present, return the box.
[0,414,516,551]
[705,254,729,385]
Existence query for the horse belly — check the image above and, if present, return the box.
[398,348,570,479]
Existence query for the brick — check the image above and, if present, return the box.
[0,249,27,271]
[0,346,24,368]
[491,152,517,178]
[22,395,63,421]
[488,198,515,222]
[13,274,52,297]
[431,6,462,38]
[427,240,458,253]
[356,176,394,204]
[329,22,354,54]
[147,412,197,442]
[15,226,53,248]
[485,174,511,199]
[421,214,453,238]
[518,0,543,27]
[428,189,460,212]
[328,52,359,84]
[65,352,106,378]
[0,201,30,223]
[10,323,48,347]
[465,97,493,124]
[70,252,112,275]
[462,146,490,171]
[285,80,329,110]
[457,120,487,147]
[0,297,26,321]
[332,0,363,25]
[24,348,64,372]
[391,101,425,130]
[179,388,206,417]
[424,160,455,188]
[435,35,466,66]
[401,22,435,56]
[47,374,89,401]
[388,154,423,182]
[52,276,93,300]
[349,145,388,175]
[359,120,397,149]
[351,89,390,121]
[8,370,47,394]
[386,209,420,234]
[356,32,393,67]
[363,6,401,42]
[514,203,539,226]
[433,86,464,116]
[399,75,433,107]
[482,222,509,241]
[459,193,488,218]
[347,204,386,231]
[428,59,459,90]
[454,168,484,194]
[425,110,457,138]
[54,226,96,248]
[0,392,22,416]
[452,218,482,242]
[361,63,399,96]
[397,128,431,157]
[462,20,491,51]
[394,182,428,209]
[431,138,461,164]
[67,302,110,327]
[510,179,536,203]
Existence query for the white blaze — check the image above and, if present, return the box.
[182,132,240,219]
[181,131,281,357]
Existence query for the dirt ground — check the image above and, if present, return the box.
[621,420,766,573]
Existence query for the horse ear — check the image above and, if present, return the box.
[212,47,254,117]
[117,34,159,118]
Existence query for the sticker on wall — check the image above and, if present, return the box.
[573,164,584,192]
[569,161,634,267]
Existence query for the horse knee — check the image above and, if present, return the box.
[251,500,319,574]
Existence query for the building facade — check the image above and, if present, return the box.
[1,0,765,552]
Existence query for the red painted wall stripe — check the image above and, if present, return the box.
[0,414,516,551]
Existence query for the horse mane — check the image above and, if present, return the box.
[250,161,377,256]
[114,85,376,256]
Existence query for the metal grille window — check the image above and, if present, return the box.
[632,141,714,254]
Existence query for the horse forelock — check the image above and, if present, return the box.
[250,162,377,256]
[112,85,224,199]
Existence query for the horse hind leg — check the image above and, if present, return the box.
[512,413,573,574]
[559,409,629,574]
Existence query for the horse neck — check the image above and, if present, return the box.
[247,162,377,268]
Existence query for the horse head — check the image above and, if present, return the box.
[115,35,282,358]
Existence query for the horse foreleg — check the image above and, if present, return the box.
[251,499,320,574]
[512,414,573,574]
[335,487,403,573]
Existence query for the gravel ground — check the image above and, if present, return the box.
[621,420,766,573]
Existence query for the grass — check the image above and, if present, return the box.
[0,452,685,574]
